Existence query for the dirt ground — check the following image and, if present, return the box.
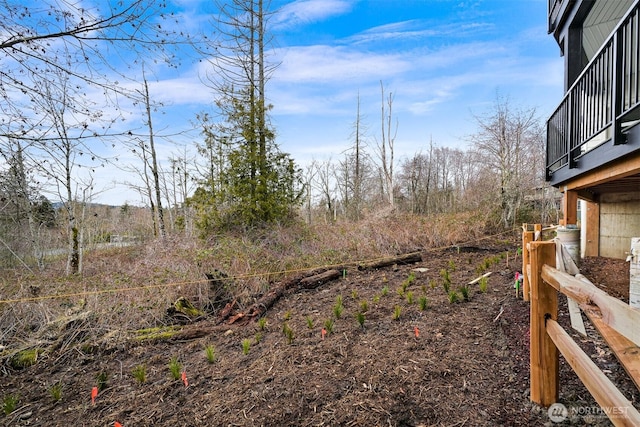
[1,239,638,426]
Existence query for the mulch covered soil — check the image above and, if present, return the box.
[1,239,639,426]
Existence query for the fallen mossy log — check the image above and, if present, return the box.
[171,326,212,341]
[448,245,493,253]
[299,269,342,289]
[357,252,422,270]
[166,297,205,324]
[224,268,342,324]
[135,325,182,342]
[7,347,44,369]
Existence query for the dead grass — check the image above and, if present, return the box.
[0,212,496,347]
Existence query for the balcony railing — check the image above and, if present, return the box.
[546,1,640,180]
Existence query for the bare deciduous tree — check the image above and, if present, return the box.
[0,0,187,269]
[377,82,397,209]
[29,68,105,275]
[468,94,543,228]
[314,159,337,223]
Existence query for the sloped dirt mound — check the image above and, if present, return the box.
[1,240,638,426]
[579,256,630,302]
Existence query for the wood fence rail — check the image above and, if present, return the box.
[523,225,640,426]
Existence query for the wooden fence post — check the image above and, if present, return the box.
[522,225,532,302]
[522,224,542,302]
[530,240,558,406]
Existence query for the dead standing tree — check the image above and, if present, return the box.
[341,92,371,221]
[132,71,167,239]
[377,81,397,210]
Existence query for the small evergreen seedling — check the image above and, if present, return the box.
[418,296,428,311]
[372,294,380,304]
[2,394,19,415]
[242,338,251,355]
[400,272,414,294]
[282,310,292,321]
[282,323,294,344]
[393,305,402,320]
[305,316,314,329]
[381,286,389,296]
[440,268,451,293]
[324,319,334,334]
[351,289,358,300]
[204,344,217,364]
[333,302,344,319]
[406,291,414,304]
[335,295,343,306]
[356,312,365,328]
[96,371,109,391]
[257,317,267,331]
[459,286,470,301]
[442,281,450,294]
[169,357,182,379]
[359,300,369,313]
[132,364,147,383]
[405,271,416,285]
[49,383,63,402]
[448,291,459,304]
[479,276,488,293]
[254,332,262,344]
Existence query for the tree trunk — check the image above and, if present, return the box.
[358,252,422,270]
[144,76,166,239]
[224,269,342,324]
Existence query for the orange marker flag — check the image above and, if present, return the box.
[414,327,420,338]
[181,371,188,387]
[321,328,326,340]
[114,422,123,427]
[91,386,98,405]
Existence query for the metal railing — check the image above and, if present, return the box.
[620,6,640,115]
[546,1,640,177]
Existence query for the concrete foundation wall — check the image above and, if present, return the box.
[599,192,640,259]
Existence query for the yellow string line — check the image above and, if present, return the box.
[0,227,518,305]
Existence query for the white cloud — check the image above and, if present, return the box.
[273,45,410,83]
[350,20,495,45]
[273,0,353,29]
[147,77,212,105]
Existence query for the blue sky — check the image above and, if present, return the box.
[95,0,564,205]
